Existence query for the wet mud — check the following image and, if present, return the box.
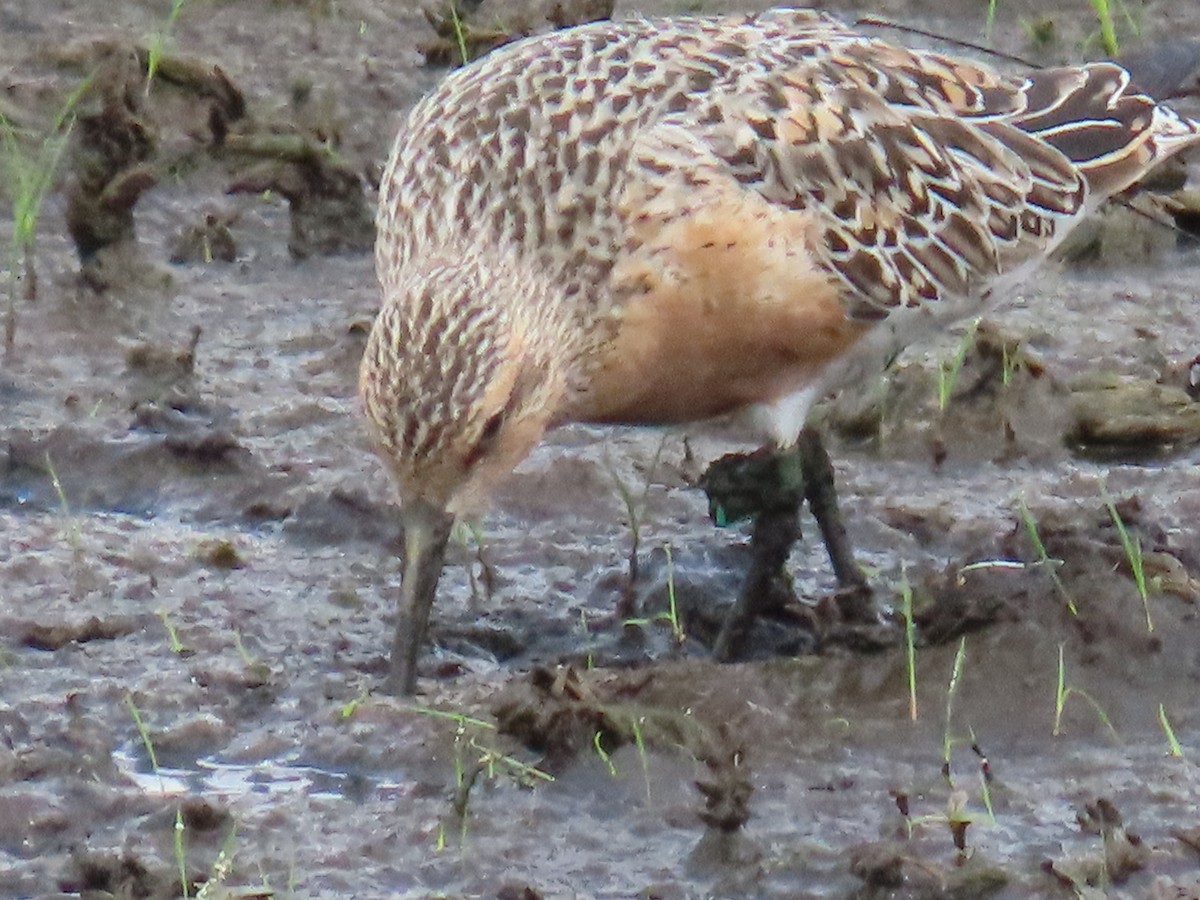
[3,0,1200,897]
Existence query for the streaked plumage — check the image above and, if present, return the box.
[360,8,1200,693]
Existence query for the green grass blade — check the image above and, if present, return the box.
[174,808,189,899]
[943,637,967,763]
[1100,485,1151,632]
[1089,0,1119,54]
[1158,703,1183,757]
[1018,499,1076,615]
[899,566,917,721]
[938,318,980,411]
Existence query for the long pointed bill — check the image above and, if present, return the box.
[386,497,455,695]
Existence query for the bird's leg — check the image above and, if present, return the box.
[386,498,455,695]
[796,426,871,599]
[711,497,803,662]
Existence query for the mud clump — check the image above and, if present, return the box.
[162,429,246,466]
[819,319,1072,466]
[494,666,753,833]
[822,316,1200,466]
[56,34,367,276]
[419,0,614,66]
[169,211,238,264]
[20,615,139,651]
[1079,798,1149,883]
[57,40,248,290]
[694,741,751,833]
[196,538,245,569]
[1067,374,1200,457]
[227,134,373,258]
[61,852,180,899]
[848,842,1009,898]
[1046,798,1149,892]
[64,55,158,290]
[125,325,201,408]
[494,665,658,773]
[911,561,1034,646]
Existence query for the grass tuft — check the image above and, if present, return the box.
[937,639,999,835]
[2,95,80,350]
[44,453,84,553]
[404,704,552,847]
[194,825,243,900]
[606,435,667,603]
[451,519,494,608]
[623,543,685,646]
[2,72,93,345]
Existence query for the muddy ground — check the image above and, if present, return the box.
[3,0,1200,897]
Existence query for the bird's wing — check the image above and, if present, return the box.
[672,39,1197,321]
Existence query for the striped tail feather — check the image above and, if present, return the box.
[1014,63,1200,198]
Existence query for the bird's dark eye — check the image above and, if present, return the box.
[479,412,504,444]
[463,412,505,469]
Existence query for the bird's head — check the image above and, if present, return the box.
[359,252,567,518]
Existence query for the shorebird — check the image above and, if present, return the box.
[360,8,1200,694]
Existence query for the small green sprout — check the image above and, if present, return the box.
[447,2,470,66]
[1100,484,1151,632]
[631,717,651,803]
[407,704,552,848]
[1158,703,1183,758]
[942,637,967,765]
[899,566,917,721]
[623,544,686,644]
[937,318,980,411]
[1053,644,1118,740]
[174,808,189,899]
[158,610,188,655]
[146,0,191,90]
[44,453,85,554]
[593,731,617,776]
[606,435,667,595]
[1017,498,1076,615]
[984,0,998,43]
